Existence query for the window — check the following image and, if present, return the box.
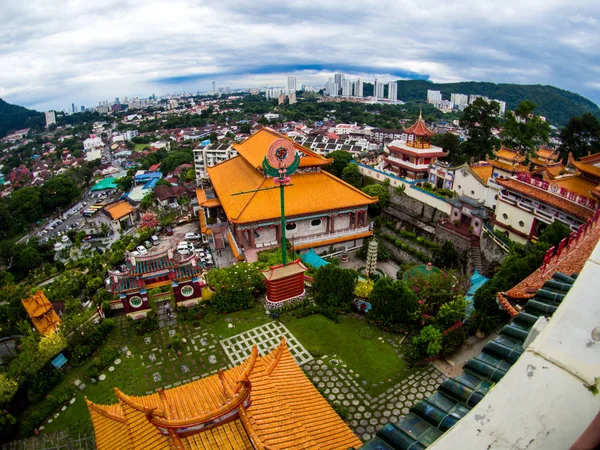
[502,213,508,219]
[310,219,322,227]
[457,185,462,190]
[286,223,296,231]
[129,296,143,308]
[494,195,498,200]
[471,190,475,195]
[519,220,525,227]
[181,285,194,298]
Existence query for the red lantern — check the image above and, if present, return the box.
[259,227,263,230]
[348,213,352,216]
[270,225,274,228]
[338,214,342,217]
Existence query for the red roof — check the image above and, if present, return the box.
[404,112,434,137]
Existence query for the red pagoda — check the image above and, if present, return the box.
[384,111,447,180]
[107,247,206,317]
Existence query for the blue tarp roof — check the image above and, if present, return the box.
[134,171,162,182]
[465,269,489,319]
[51,353,68,369]
[143,178,159,190]
[301,249,329,269]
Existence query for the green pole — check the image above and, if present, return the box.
[280,183,287,266]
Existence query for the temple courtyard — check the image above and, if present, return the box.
[35,307,444,443]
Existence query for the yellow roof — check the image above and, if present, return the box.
[87,340,361,450]
[104,201,135,220]
[572,160,600,179]
[233,128,332,170]
[553,175,597,198]
[493,147,526,163]
[21,291,62,336]
[208,155,377,224]
[469,164,493,186]
[535,146,558,160]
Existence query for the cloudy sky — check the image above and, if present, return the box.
[1,0,599,111]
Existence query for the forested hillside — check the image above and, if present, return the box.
[0,99,44,138]
[389,80,600,127]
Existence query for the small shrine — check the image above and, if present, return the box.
[106,248,206,317]
[21,290,62,336]
[384,111,447,180]
[262,259,308,308]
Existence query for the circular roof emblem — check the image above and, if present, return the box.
[267,138,296,168]
[550,182,559,193]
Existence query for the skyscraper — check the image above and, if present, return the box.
[71,103,75,113]
[287,75,297,92]
[374,79,385,98]
[44,111,56,128]
[212,81,216,94]
[334,72,344,87]
[387,81,398,100]
[341,80,352,97]
[355,79,364,97]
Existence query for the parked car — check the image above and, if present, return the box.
[177,242,194,255]
[144,240,152,249]
[185,232,201,240]
[151,235,159,246]
[165,227,173,236]
[136,245,148,255]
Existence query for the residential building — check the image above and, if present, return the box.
[372,128,406,143]
[387,81,397,100]
[354,78,364,97]
[45,111,56,128]
[334,72,344,87]
[83,134,103,151]
[288,91,296,104]
[199,128,377,259]
[383,113,447,180]
[342,79,353,97]
[374,79,385,98]
[87,340,361,450]
[286,75,297,92]
[193,142,237,182]
[103,200,138,231]
[427,90,442,103]
[450,93,468,107]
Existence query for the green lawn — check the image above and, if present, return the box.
[287,314,414,396]
[133,143,148,152]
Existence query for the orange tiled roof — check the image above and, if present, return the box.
[493,147,526,163]
[571,160,600,179]
[87,340,361,450]
[553,175,597,198]
[486,157,528,173]
[535,146,559,161]
[233,128,332,170]
[104,201,135,220]
[543,163,566,178]
[496,177,594,220]
[579,151,600,164]
[21,291,62,336]
[469,164,493,186]
[207,155,377,224]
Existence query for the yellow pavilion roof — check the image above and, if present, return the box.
[87,340,361,450]
[21,291,62,336]
[493,147,526,163]
[207,144,376,225]
[233,128,332,170]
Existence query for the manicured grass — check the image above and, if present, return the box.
[287,314,414,396]
[133,143,148,152]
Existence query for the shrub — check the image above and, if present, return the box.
[26,365,63,403]
[127,313,159,335]
[170,333,183,352]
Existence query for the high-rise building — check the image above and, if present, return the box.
[427,90,442,103]
[71,103,75,113]
[80,106,85,112]
[387,81,398,100]
[450,93,469,107]
[341,80,352,97]
[355,79,364,97]
[212,81,216,94]
[494,100,506,116]
[374,79,385,98]
[44,111,56,128]
[287,75,297,92]
[334,72,344,87]
[325,79,339,97]
[288,92,297,105]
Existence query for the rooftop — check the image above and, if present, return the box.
[104,201,135,220]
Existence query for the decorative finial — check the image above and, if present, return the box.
[419,108,423,121]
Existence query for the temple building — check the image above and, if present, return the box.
[568,151,600,200]
[106,248,206,317]
[529,146,561,171]
[383,112,447,180]
[86,339,362,450]
[197,128,377,261]
[21,291,62,336]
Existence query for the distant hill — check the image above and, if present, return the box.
[392,80,600,127]
[0,99,44,138]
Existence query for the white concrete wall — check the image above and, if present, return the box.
[453,168,487,202]
[285,217,328,237]
[255,226,276,245]
[493,200,532,244]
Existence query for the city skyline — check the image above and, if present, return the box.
[1,0,599,110]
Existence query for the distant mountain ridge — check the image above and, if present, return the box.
[0,99,44,138]
[392,80,600,127]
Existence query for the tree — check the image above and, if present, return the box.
[431,132,461,164]
[13,245,42,277]
[558,113,600,161]
[341,163,363,188]
[313,265,358,309]
[433,241,461,269]
[239,122,252,134]
[435,296,467,330]
[411,325,443,358]
[116,175,133,192]
[184,168,195,182]
[160,151,193,175]
[41,176,80,212]
[501,100,550,152]
[369,278,418,326]
[324,150,353,178]
[361,184,389,215]
[139,192,155,211]
[205,263,264,312]
[9,186,42,223]
[0,373,18,405]
[460,98,501,161]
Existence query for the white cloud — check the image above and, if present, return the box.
[0,0,599,109]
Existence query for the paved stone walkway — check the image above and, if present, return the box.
[220,322,313,366]
[303,359,445,442]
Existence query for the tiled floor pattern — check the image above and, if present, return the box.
[220,322,314,366]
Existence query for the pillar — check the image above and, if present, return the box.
[235,227,243,247]
[330,215,336,233]
[354,211,359,228]
[276,225,282,243]
[249,228,256,248]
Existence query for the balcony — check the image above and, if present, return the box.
[291,226,371,247]
[385,155,429,171]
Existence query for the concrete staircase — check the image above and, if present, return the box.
[469,236,483,274]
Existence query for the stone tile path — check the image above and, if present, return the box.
[303,359,445,442]
[220,322,313,367]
